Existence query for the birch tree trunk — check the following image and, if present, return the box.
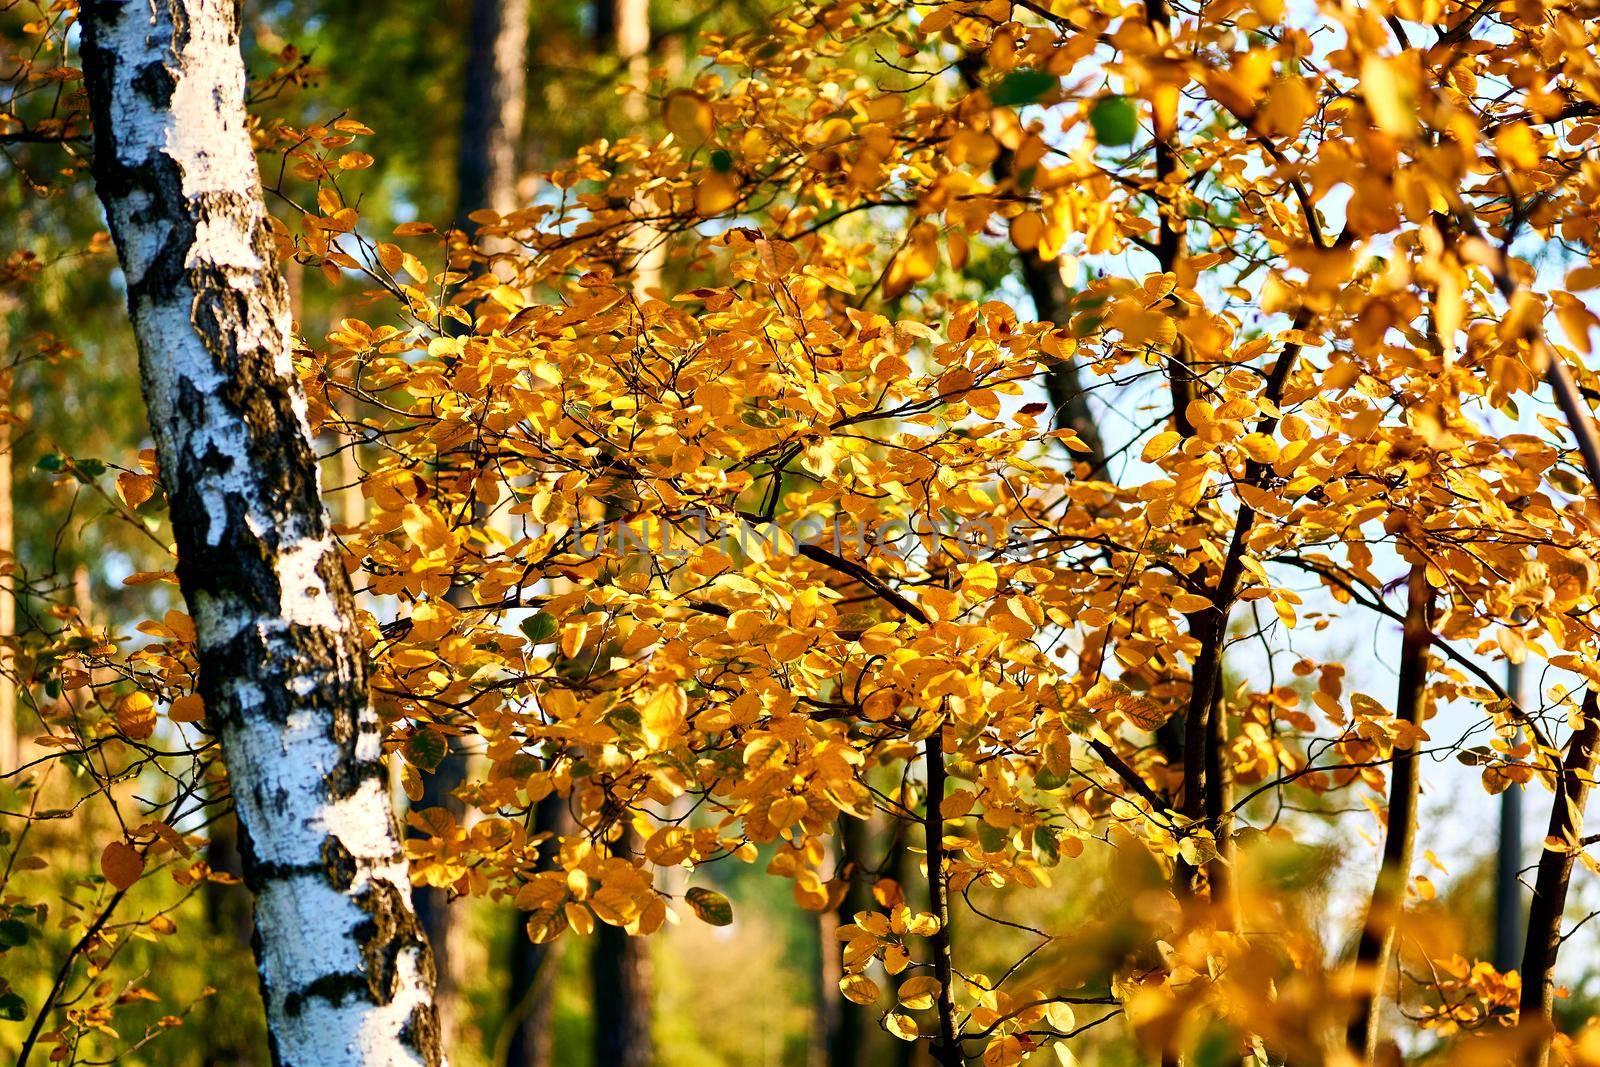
[78,3,442,1064]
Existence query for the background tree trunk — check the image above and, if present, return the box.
[592,829,654,1067]
[1518,689,1600,1066]
[1346,563,1433,1063]
[502,792,565,1067]
[415,0,532,1049]
[582,7,659,1065]
[826,816,872,1067]
[455,0,528,237]
[79,2,442,1063]
[0,362,14,774]
[954,57,1102,469]
[612,0,664,294]
[1494,660,1525,973]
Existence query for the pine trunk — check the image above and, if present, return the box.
[79,2,442,1063]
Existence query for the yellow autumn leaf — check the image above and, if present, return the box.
[897,976,941,1011]
[1011,211,1044,253]
[960,560,998,599]
[1360,55,1415,138]
[663,90,715,146]
[169,694,205,723]
[1169,592,1214,613]
[1142,430,1181,462]
[1044,1000,1076,1032]
[695,171,739,216]
[904,223,940,280]
[840,974,880,1005]
[116,471,156,509]
[1494,122,1539,171]
[116,692,157,741]
[100,840,144,891]
[641,684,687,749]
[1238,433,1279,463]
[983,1036,1027,1066]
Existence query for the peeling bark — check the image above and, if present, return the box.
[79,3,441,1063]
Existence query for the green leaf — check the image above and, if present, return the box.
[0,992,24,1022]
[1089,95,1139,146]
[406,730,449,773]
[34,453,62,472]
[520,612,559,644]
[1035,826,1062,867]
[1191,1022,1240,1067]
[0,919,27,948]
[709,149,734,173]
[1034,766,1070,791]
[989,69,1057,108]
[685,886,734,927]
[72,458,107,482]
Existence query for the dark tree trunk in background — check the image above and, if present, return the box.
[826,816,873,1067]
[1494,661,1525,973]
[504,793,566,1067]
[418,0,532,1049]
[1518,689,1600,1066]
[954,58,1103,470]
[584,4,659,1064]
[592,922,655,1067]
[202,804,259,1066]
[592,830,654,1067]
[456,0,529,234]
[79,1,441,1063]
[1346,564,1433,1064]
[1011,247,1105,463]
[890,823,921,1067]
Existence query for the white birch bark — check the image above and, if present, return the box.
[78,3,442,1064]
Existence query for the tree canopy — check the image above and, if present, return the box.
[6,0,1600,1064]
